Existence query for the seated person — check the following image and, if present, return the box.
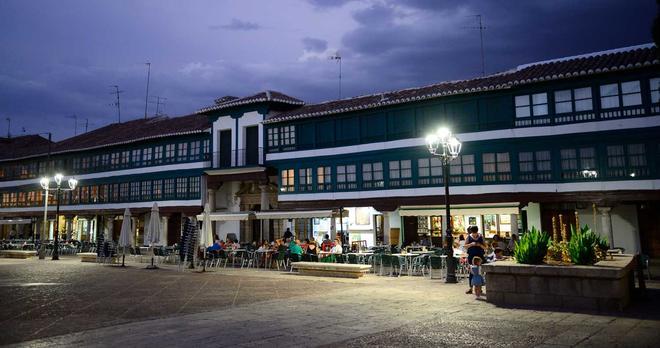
[331,239,343,254]
[321,236,334,252]
[306,239,318,255]
[486,248,504,262]
[289,240,303,261]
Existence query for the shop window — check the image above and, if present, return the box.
[337,164,357,190]
[389,160,412,187]
[280,169,295,192]
[361,162,383,189]
[482,152,511,182]
[418,157,443,185]
[298,168,313,192]
[316,166,332,191]
[519,150,552,181]
[450,154,476,183]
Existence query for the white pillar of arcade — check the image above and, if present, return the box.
[259,185,270,242]
[382,212,390,246]
[598,207,614,248]
[161,216,169,246]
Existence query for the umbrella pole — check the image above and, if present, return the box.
[146,245,159,269]
[202,248,206,272]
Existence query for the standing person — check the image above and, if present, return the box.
[465,226,485,295]
[507,234,518,255]
[470,256,485,299]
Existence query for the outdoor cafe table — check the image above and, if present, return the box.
[391,253,425,276]
[256,249,273,269]
[229,248,247,266]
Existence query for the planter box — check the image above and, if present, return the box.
[482,255,635,311]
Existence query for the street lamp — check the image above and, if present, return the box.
[426,127,462,283]
[40,174,78,260]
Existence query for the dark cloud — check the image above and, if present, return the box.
[210,18,261,31]
[0,0,655,140]
[302,37,328,52]
[306,0,355,8]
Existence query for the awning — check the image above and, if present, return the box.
[196,211,254,221]
[0,219,32,225]
[254,210,334,219]
[399,203,520,217]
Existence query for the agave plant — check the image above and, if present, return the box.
[514,227,550,264]
[568,225,602,265]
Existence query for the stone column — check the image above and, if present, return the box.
[259,185,270,242]
[161,216,169,246]
[599,207,614,248]
[382,212,391,246]
[65,216,73,241]
[330,216,337,240]
[510,214,519,237]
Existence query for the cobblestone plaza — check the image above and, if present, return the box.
[1,258,659,347]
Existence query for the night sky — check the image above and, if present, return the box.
[0,0,656,140]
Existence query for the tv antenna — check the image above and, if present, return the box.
[149,95,167,116]
[110,85,123,123]
[67,114,78,136]
[464,14,486,76]
[329,52,342,99]
[144,62,151,119]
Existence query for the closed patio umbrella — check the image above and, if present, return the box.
[118,208,132,267]
[199,203,213,272]
[145,202,161,269]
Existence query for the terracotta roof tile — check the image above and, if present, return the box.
[265,43,658,124]
[197,90,304,113]
[1,114,210,161]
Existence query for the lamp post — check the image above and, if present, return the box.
[426,127,462,283]
[40,174,78,261]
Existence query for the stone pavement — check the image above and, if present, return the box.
[1,257,659,347]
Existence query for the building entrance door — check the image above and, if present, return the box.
[245,126,258,166]
[403,216,418,246]
[219,130,232,167]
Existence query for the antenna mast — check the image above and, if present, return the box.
[465,15,486,76]
[149,95,167,116]
[5,118,9,138]
[144,62,151,119]
[110,85,123,123]
[329,53,342,99]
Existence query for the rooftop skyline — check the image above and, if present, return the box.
[0,0,656,140]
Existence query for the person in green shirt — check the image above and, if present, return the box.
[289,239,303,256]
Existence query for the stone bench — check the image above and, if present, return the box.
[78,252,98,263]
[0,250,35,259]
[291,262,371,278]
